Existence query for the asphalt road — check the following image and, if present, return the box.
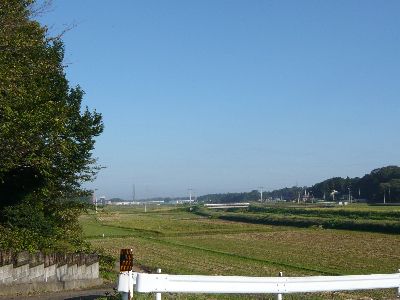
[0,283,115,300]
[0,263,145,299]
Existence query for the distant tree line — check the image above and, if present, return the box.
[310,166,400,202]
[197,190,260,203]
[197,166,400,204]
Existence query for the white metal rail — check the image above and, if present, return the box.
[119,270,400,299]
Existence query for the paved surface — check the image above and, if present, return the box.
[0,263,146,299]
[0,283,115,300]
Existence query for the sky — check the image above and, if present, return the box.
[38,0,400,199]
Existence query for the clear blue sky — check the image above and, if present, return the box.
[38,0,400,199]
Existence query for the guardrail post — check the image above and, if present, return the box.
[155,268,162,300]
[118,270,133,300]
[397,269,400,298]
[276,272,283,300]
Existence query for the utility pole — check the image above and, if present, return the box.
[93,189,98,213]
[348,188,351,203]
[132,184,136,202]
[188,188,193,202]
[258,187,264,202]
[331,190,337,202]
[384,189,386,204]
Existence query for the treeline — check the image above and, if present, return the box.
[197,166,400,203]
[197,190,260,203]
[310,166,400,202]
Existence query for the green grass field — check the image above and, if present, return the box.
[82,204,400,299]
[194,204,400,234]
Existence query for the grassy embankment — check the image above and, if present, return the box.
[81,204,400,299]
[194,203,400,234]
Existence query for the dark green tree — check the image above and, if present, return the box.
[0,0,103,251]
[358,166,400,202]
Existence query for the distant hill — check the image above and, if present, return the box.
[197,166,400,203]
[310,165,400,202]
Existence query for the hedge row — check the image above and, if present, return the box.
[219,213,400,234]
[246,205,400,221]
[192,207,400,234]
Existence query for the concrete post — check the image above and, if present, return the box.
[397,269,400,298]
[155,268,162,300]
[276,272,283,300]
[118,271,132,300]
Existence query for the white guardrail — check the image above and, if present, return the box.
[118,270,400,300]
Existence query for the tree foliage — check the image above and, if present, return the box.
[0,0,103,251]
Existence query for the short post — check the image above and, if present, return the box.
[397,269,400,298]
[118,249,134,300]
[276,272,283,300]
[118,270,132,300]
[156,268,162,300]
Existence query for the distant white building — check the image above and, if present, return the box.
[204,203,250,209]
[171,199,195,204]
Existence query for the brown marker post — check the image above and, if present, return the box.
[120,248,134,272]
[118,249,134,300]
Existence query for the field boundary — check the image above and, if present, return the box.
[192,207,400,234]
